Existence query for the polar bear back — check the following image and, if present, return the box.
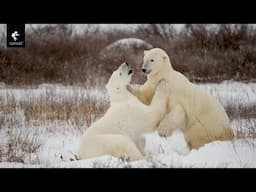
[167,71,229,128]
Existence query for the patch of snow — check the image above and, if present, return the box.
[143,130,190,156]
[37,131,80,166]
[0,82,6,89]
[0,85,107,103]
[198,81,256,106]
[104,38,153,51]
[1,81,256,168]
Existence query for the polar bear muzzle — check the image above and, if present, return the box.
[141,68,151,74]
[123,62,133,75]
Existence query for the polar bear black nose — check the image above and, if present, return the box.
[142,68,146,73]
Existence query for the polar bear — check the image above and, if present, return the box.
[78,62,170,161]
[128,48,234,149]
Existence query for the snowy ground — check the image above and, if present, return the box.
[0,81,255,168]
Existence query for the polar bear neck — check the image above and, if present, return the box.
[108,86,134,103]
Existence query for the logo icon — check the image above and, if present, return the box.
[7,24,25,48]
[11,31,20,41]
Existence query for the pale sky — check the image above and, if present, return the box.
[22,24,185,34]
[1,24,255,36]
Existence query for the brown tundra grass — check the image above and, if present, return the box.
[0,88,109,129]
[0,128,41,163]
[0,87,109,163]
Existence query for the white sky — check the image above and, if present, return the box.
[21,24,185,34]
[1,24,255,36]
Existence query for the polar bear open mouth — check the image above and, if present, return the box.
[128,69,133,75]
[123,62,133,75]
[142,68,152,75]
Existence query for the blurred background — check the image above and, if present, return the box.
[0,24,256,87]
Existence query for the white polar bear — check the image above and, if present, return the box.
[128,48,234,149]
[78,63,170,161]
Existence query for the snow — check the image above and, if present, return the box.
[198,81,256,106]
[0,81,256,168]
[104,38,153,51]
[1,133,255,168]
[0,84,107,103]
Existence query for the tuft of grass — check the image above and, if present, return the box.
[225,103,256,121]
[231,119,256,139]
[0,87,109,130]
[19,89,109,128]
[0,129,41,163]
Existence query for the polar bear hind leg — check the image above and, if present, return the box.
[185,122,234,149]
[82,134,144,161]
[184,122,215,149]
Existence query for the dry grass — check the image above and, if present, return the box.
[0,89,109,129]
[224,102,256,139]
[219,88,256,139]
[225,103,256,120]
[231,118,256,139]
[0,84,255,133]
[20,90,109,128]
[235,124,256,139]
[1,24,256,87]
[0,128,41,163]
[135,24,256,83]
[0,87,109,163]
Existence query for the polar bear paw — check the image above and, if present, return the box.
[119,153,130,162]
[157,124,172,137]
[157,78,168,87]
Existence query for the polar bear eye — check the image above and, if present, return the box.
[119,72,122,76]
[150,59,154,62]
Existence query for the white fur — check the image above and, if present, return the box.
[78,63,170,161]
[129,48,234,149]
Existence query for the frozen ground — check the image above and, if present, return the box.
[0,81,255,168]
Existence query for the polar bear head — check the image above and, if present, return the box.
[106,62,133,102]
[142,48,173,76]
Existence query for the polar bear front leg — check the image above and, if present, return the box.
[127,81,154,105]
[150,79,170,109]
[127,84,140,97]
[157,104,186,137]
